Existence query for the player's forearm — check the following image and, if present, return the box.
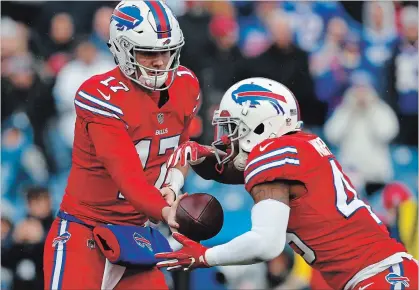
[175,162,189,180]
[191,155,244,185]
[166,164,189,196]
[89,123,168,221]
[205,199,289,266]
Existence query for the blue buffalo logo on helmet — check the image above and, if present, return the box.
[133,232,153,251]
[112,5,144,31]
[385,273,410,287]
[231,84,287,115]
[52,231,71,247]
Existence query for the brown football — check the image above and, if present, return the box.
[176,193,224,242]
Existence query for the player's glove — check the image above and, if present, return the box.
[155,233,210,271]
[167,141,215,168]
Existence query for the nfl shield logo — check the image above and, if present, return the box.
[157,113,164,124]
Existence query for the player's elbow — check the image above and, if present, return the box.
[250,199,290,261]
[258,231,286,261]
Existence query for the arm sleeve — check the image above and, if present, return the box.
[88,120,168,222]
[205,199,289,266]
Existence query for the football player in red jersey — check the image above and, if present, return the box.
[43,1,201,289]
[156,78,418,290]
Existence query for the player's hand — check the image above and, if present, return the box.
[160,186,176,206]
[167,141,225,168]
[162,193,188,233]
[155,233,210,271]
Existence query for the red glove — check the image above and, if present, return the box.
[155,233,210,271]
[167,141,214,168]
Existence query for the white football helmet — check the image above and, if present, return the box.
[108,1,184,90]
[212,77,303,165]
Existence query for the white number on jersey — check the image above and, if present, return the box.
[286,232,316,264]
[286,159,381,265]
[118,135,180,200]
[100,76,129,93]
[330,159,381,223]
[308,137,332,157]
[177,70,195,78]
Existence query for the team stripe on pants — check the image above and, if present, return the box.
[390,262,406,290]
[50,220,69,290]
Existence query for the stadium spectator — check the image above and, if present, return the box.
[1,56,56,160]
[1,186,53,290]
[1,114,49,214]
[1,215,14,290]
[1,217,45,290]
[178,2,213,83]
[237,10,327,126]
[31,12,75,68]
[25,187,54,235]
[310,17,349,114]
[265,246,297,290]
[324,70,399,196]
[361,2,398,97]
[388,5,418,146]
[52,37,114,154]
[89,6,114,57]
[382,182,418,259]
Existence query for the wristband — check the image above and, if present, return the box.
[167,168,184,196]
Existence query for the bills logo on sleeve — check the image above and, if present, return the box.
[385,273,410,287]
[133,232,153,251]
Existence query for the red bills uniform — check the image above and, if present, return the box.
[44,66,200,289]
[244,132,417,290]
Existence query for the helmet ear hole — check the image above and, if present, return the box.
[254,123,265,135]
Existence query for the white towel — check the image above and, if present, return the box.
[101,259,126,290]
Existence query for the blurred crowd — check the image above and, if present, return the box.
[1,1,418,290]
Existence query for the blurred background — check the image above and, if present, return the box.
[1,1,418,290]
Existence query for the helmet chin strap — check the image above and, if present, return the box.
[233,149,248,171]
[138,71,167,89]
[130,48,178,90]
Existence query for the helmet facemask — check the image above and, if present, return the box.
[113,36,184,91]
[211,111,251,166]
[212,111,304,167]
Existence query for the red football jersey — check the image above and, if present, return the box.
[60,66,200,226]
[244,131,406,289]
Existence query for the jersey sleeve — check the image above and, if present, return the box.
[88,122,168,221]
[74,78,127,130]
[244,137,308,192]
[177,66,201,144]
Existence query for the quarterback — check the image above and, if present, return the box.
[43,1,200,289]
[157,78,418,290]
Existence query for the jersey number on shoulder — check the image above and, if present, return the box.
[177,70,195,78]
[118,135,180,200]
[100,76,129,92]
[330,159,381,223]
[286,159,381,265]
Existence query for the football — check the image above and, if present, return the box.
[176,193,224,242]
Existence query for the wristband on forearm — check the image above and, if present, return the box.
[167,168,185,196]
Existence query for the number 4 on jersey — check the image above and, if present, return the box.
[331,159,381,223]
[287,159,381,265]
